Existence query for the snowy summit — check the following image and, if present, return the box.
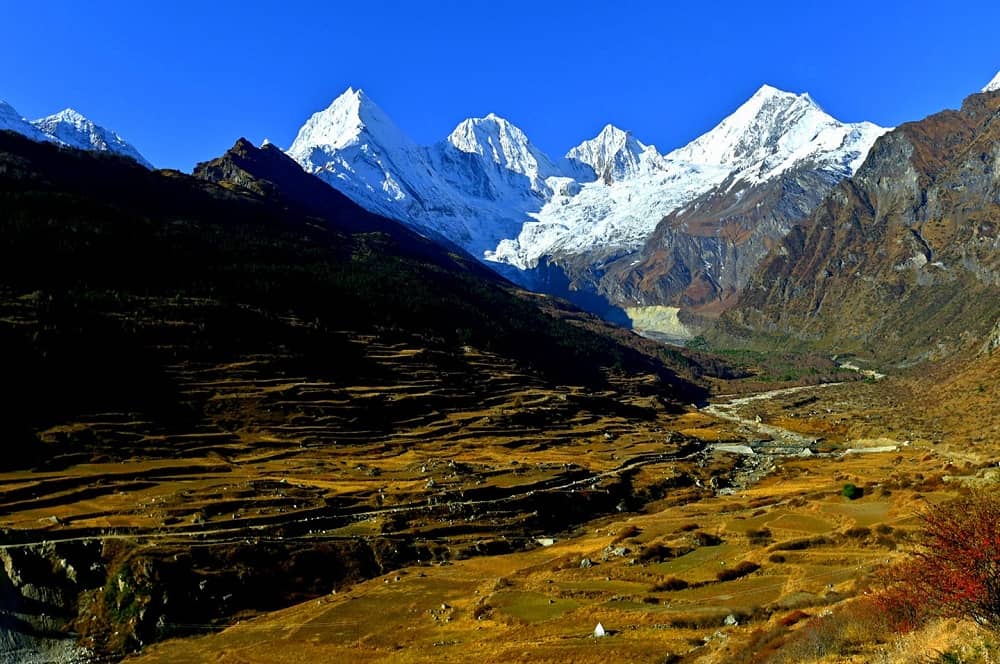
[0,101,54,143]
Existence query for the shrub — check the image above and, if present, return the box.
[877,491,1000,633]
[842,483,862,500]
[778,610,811,627]
[651,577,689,591]
[763,599,891,663]
[771,536,830,551]
[638,543,681,563]
[717,561,761,582]
[690,531,723,547]
[747,527,773,546]
[610,525,641,544]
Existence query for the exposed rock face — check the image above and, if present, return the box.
[601,166,844,326]
[0,542,101,663]
[715,89,1000,363]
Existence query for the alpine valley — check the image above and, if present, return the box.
[2,63,1000,664]
[287,85,887,337]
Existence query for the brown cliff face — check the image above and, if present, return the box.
[715,91,1000,363]
[601,166,843,326]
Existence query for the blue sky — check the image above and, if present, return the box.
[4,0,997,170]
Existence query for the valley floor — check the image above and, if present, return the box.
[2,355,996,663]
[120,371,998,663]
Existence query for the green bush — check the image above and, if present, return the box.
[841,483,862,500]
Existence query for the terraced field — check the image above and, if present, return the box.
[2,320,985,663]
[1,326,706,547]
[130,425,962,664]
[0,291,737,659]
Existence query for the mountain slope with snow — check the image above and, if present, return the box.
[0,101,55,144]
[32,109,152,168]
[488,85,886,271]
[575,86,891,325]
[667,85,885,183]
[288,88,551,254]
[1,99,152,167]
[984,70,1000,93]
[565,124,664,182]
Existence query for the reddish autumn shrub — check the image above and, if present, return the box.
[878,491,1000,633]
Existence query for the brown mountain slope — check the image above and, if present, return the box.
[601,166,843,329]
[714,89,1000,364]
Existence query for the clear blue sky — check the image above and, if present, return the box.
[4,0,997,170]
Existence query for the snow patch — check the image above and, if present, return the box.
[983,70,1000,93]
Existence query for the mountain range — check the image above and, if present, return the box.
[6,74,998,346]
[285,85,887,333]
[2,64,1000,664]
[0,85,890,337]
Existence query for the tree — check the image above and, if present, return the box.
[879,491,1000,632]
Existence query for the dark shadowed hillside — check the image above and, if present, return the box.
[0,130,710,468]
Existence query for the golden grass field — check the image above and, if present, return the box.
[3,340,997,663]
[120,356,1000,662]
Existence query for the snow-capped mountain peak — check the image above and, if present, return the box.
[288,87,414,160]
[444,113,559,184]
[565,124,663,182]
[286,84,886,277]
[32,108,153,167]
[666,84,886,183]
[47,107,87,124]
[667,85,824,167]
[983,70,1000,93]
